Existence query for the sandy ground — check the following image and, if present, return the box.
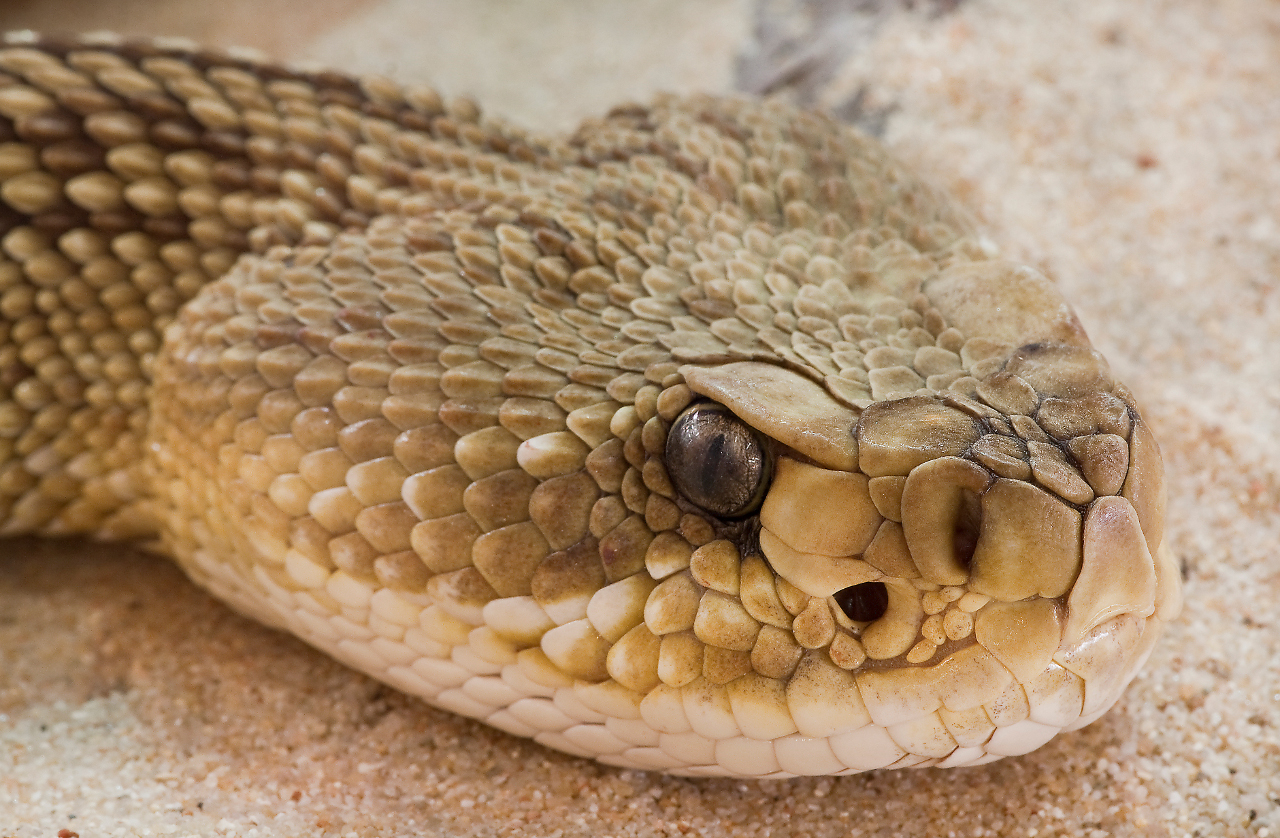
[0,1,1278,835]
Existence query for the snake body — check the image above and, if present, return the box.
[0,32,1181,777]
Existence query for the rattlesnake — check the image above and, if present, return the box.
[0,32,1181,777]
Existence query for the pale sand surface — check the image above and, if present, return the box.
[0,1,1277,835]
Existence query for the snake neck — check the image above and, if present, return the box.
[0,34,558,538]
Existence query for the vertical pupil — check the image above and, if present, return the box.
[698,432,727,496]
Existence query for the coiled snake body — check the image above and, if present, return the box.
[0,32,1181,777]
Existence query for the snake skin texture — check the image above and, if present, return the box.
[0,32,1181,777]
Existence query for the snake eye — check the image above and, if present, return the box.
[665,401,772,518]
[833,582,889,623]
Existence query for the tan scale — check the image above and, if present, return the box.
[0,32,1181,777]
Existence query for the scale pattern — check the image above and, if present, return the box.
[0,32,1181,777]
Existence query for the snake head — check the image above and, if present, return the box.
[637,259,1181,773]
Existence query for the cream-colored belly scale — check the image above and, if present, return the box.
[0,32,1181,777]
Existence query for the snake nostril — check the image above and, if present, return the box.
[833,581,889,623]
[953,488,983,568]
